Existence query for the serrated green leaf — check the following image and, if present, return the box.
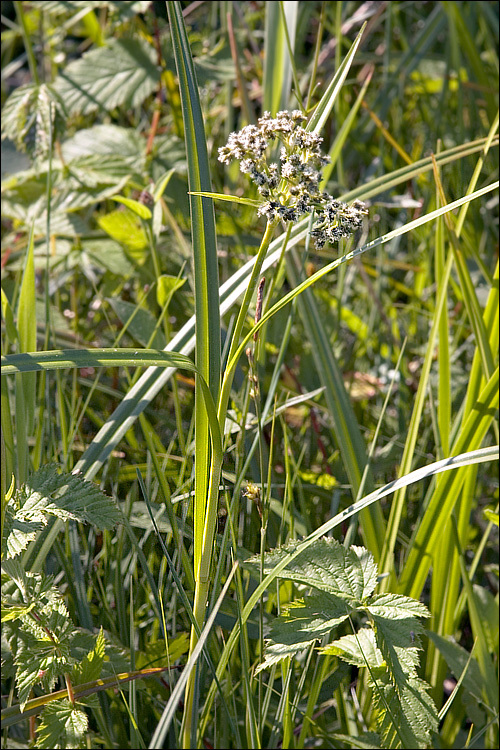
[1,603,36,622]
[321,627,385,669]
[2,500,46,559]
[61,123,145,170]
[256,588,351,673]
[2,164,131,238]
[372,675,439,749]
[53,38,160,116]
[329,732,382,749]
[83,239,135,277]
[1,83,67,162]
[367,593,430,621]
[71,628,105,686]
[16,639,71,711]
[245,537,378,599]
[371,614,423,685]
[36,699,88,749]
[67,629,130,680]
[10,464,121,532]
[4,573,75,708]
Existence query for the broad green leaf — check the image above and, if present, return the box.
[53,38,160,116]
[61,123,146,171]
[371,614,423,685]
[71,628,105,687]
[156,274,186,309]
[8,575,74,709]
[36,699,88,750]
[9,464,121,535]
[322,628,385,669]
[1,603,36,622]
[373,676,439,749]
[368,594,429,621]
[0,83,66,161]
[83,239,135,277]
[111,195,152,219]
[256,589,351,673]
[2,502,46,559]
[97,208,148,254]
[245,537,378,599]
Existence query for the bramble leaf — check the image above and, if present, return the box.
[36,699,88,750]
[53,38,160,116]
[245,537,378,599]
[71,628,106,687]
[4,572,73,708]
[322,627,385,669]
[256,590,351,673]
[370,613,423,685]
[253,537,438,747]
[1,83,67,163]
[367,593,429,620]
[371,675,439,749]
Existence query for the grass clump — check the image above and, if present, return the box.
[1,1,498,748]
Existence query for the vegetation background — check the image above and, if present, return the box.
[1,1,498,749]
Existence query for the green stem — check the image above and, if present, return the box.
[217,219,278,426]
[183,218,277,748]
[14,2,40,86]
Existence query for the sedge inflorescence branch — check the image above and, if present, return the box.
[218,109,367,248]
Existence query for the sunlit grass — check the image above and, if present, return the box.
[1,1,498,748]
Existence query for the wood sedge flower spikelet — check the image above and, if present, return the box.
[253,276,265,341]
[218,110,367,249]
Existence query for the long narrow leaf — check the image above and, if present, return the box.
[72,155,497,483]
[199,444,499,734]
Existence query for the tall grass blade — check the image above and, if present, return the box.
[199,444,499,734]
[398,367,499,600]
[72,153,497,483]
[286,250,385,560]
[148,563,237,749]
[263,1,298,114]
[15,224,37,483]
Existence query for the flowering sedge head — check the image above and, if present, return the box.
[218,110,367,249]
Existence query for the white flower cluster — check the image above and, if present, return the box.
[218,110,367,248]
